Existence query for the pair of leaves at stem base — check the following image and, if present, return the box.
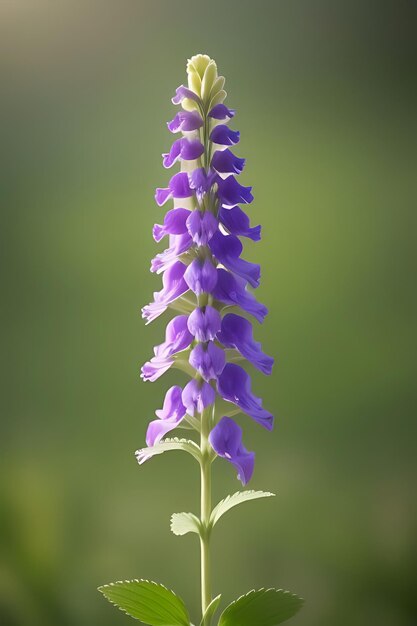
[98,579,304,626]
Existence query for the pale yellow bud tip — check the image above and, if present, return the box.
[185,53,227,111]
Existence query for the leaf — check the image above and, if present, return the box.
[135,438,201,465]
[210,491,275,527]
[170,512,201,536]
[98,579,191,626]
[199,594,222,626]
[218,588,304,626]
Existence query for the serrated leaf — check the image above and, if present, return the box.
[98,579,191,626]
[218,588,304,626]
[210,491,275,527]
[170,512,201,536]
[199,594,221,626]
[135,438,201,465]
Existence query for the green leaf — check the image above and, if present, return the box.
[199,594,221,626]
[210,491,275,527]
[98,579,191,626]
[136,438,201,465]
[170,512,201,536]
[218,588,304,626]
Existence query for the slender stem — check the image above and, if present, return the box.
[200,406,212,618]
[199,97,214,621]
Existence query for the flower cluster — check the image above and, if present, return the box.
[138,54,274,484]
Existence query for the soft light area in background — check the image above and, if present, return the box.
[1,1,416,625]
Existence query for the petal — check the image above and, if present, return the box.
[162,138,182,169]
[211,149,245,175]
[180,138,204,161]
[209,416,255,485]
[217,176,253,206]
[210,125,240,146]
[208,104,235,120]
[187,305,222,341]
[142,261,188,324]
[213,269,268,323]
[150,315,193,361]
[188,167,217,195]
[141,315,193,382]
[163,138,204,168]
[155,385,186,420]
[145,417,182,447]
[186,210,218,246]
[182,379,215,416]
[141,356,173,382]
[189,341,226,381]
[153,207,191,242]
[155,187,172,206]
[218,206,261,241]
[169,172,194,198]
[172,85,201,105]
[167,110,203,132]
[217,363,274,430]
[150,233,192,273]
[184,258,218,295]
[209,230,260,288]
[155,172,194,206]
[146,386,186,446]
[218,314,274,374]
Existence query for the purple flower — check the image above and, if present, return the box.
[218,313,274,374]
[210,125,240,146]
[218,206,261,241]
[140,54,274,475]
[163,138,204,168]
[145,386,187,446]
[186,210,218,246]
[209,230,260,288]
[172,85,201,105]
[188,167,217,199]
[189,341,226,381]
[153,207,191,242]
[142,261,189,324]
[208,104,235,120]
[213,269,268,323]
[187,306,222,341]
[167,110,203,133]
[217,363,274,430]
[209,416,255,485]
[141,315,193,381]
[217,176,253,207]
[184,258,217,295]
[155,172,194,206]
[211,149,245,175]
[150,233,192,274]
[182,379,215,416]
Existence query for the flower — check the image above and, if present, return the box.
[145,386,187,447]
[209,416,255,485]
[139,54,274,483]
[218,313,274,374]
[141,315,193,381]
[217,363,274,430]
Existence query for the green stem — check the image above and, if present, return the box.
[198,96,214,623]
[200,406,212,618]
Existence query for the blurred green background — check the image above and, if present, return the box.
[1,1,416,625]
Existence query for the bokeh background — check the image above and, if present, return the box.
[1,1,416,625]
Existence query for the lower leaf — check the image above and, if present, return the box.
[98,579,191,626]
[218,588,304,626]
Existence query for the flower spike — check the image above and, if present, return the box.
[100,53,304,626]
